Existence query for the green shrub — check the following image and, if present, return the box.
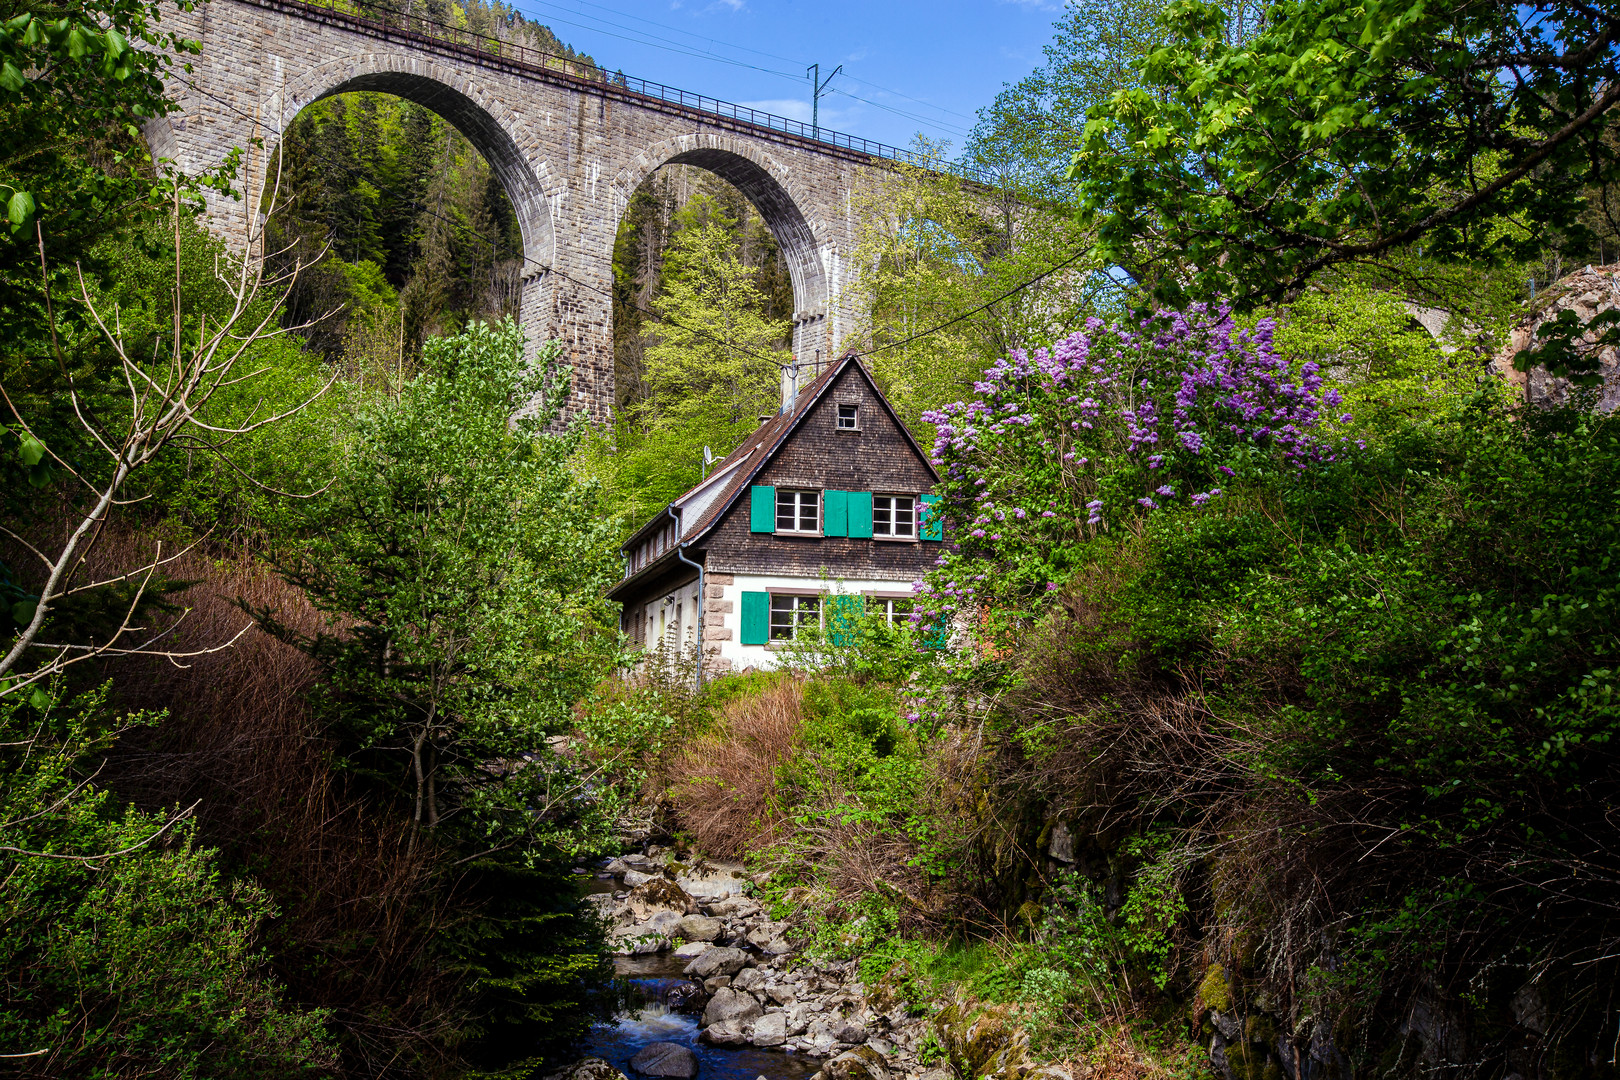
[0,688,334,1077]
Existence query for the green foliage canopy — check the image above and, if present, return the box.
[260,320,621,1060]
[265,320,618,850]
[1069,0,1620,306]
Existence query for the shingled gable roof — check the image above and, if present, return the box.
[607,355,938,604]
[678,353,936,544]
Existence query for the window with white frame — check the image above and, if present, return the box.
[769,594,821,641]
[871,595,914,626]
[775,489,820,533]
[873,495,916,538]
[836,403,859,429]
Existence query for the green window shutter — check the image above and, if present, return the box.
[826,594,864,647]
[848,491,874,538]
[919,493,943,541]
[740,591,770,644]
[823,490,849,537]
[750,486,776,533]
[925,614,951,650]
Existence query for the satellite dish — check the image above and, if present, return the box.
[703,446,714,466]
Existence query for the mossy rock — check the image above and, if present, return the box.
[1194,963,1233,1020]
[1245,1014,1278,1045]
[933,990,1035,1080]
[826,1046,890,1080]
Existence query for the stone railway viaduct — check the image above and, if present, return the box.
[149,0,942,419]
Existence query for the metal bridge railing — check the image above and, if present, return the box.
[250,0,992,185]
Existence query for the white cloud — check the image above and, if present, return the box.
[707,0,745,9]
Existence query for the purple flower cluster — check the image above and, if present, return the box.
[913,305,1354,634]
[922,305,1346,520]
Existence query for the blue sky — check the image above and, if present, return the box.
[504,0,1069,155]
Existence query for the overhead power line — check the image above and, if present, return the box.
[865,247,1095,355]
[515,0,979,125]
[181,76,1093,376]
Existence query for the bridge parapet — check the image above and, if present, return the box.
[224,0,990,185]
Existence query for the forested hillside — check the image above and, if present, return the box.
[3,0,1620,1077]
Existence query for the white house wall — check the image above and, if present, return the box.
[708,571,920,672]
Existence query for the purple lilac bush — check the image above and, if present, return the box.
[910,305,1355,629]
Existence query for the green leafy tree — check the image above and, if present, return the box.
[0,0,234,341]
[641,197,790,425]
[1069,0,1620,309]
[848,151,1105,430]
[260,320,620,1060]
[968,0,1175,199]
[605,196,789,519]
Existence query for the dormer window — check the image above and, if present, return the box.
[836,404,859,430]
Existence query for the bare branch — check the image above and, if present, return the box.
[0,800,201,862]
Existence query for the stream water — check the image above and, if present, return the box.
[581,953,821,1080]
[577,872,820,1080]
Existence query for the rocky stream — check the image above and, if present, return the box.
[554,847,951,1080]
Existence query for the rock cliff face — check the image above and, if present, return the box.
[1501,263,1620,410]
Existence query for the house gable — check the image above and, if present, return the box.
[702,361,939,579]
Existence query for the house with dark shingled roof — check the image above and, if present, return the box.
[606,353,943,674]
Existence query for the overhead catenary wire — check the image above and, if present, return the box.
[864,246,1095,355]
[362,0,978,144]
[512,0,980,126]
[179,75,1092,373]
[826,87,974,139]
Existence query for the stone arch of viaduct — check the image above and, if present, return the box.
[151,0,873,419]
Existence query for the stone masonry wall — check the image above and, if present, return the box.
[702,572,735,675]
[151,0,877,421]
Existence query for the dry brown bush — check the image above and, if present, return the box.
[667,677,803,860]
[70,526,467,1078]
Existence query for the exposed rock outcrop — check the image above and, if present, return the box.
[1502,262,1620,410]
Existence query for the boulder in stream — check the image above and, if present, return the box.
[643,910,684,936]
[607,926,667,955]
[678,914,723,941]
[750,1012,788,1047]
[831,1017,869,1044]
[699,1018,748,1046]
[628,1042,698,1078]
[707,896,761,918]
[702,986,764,1027]
[684,946,748,978]
[627,879,694,921]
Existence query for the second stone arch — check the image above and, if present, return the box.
[609,134,860,386]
